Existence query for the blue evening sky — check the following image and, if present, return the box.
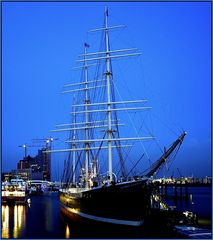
[2,2,211,180]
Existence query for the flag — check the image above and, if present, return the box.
[84,42,90,48]
[105,7,108,16]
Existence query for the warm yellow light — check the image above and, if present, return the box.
[18,205,23,228]
[2,205,10,238]
[13,205,19,238]
[13,205,25,238]
[65,224,70,239]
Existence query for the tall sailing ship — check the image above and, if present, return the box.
[48,8,186,226]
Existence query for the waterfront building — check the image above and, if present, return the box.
[42,149,51,181]
[15,148,51,181]
[15,169,32,181]
[1,172,14,182]
[2,169,31,182]
[17,159,30,169]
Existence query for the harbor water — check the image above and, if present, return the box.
[1,187,212,239]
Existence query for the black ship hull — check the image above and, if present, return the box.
[60,179,152,226]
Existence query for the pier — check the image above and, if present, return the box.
[152,177,211,200]
[157,182,189,200]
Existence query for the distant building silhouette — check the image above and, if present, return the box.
[15,147,51,181]
[17,159,30,169]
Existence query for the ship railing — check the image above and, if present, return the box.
[60,187,87,194]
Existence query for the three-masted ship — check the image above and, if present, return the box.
[48,7,186,226]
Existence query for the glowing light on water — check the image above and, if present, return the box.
[65,224,70,238]
[13,205,25,238]
[2,205,10,238]
[190,194,194,204]
[14,205,18,238]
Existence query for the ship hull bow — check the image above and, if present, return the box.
[60,179,151,226]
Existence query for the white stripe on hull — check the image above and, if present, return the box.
[62,204,144,226]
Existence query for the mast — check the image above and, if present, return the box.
[104,6,113,181]
[48,8,155,184]
[84,44,89,188]
[145,132,187,178]
[72,97,77,184]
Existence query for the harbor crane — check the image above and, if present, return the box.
[18,137,59,157]
[18,144,45,158]
[31,137,59,181]
[32,137,59,150]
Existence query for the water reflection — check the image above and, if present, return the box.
[45,198,53,232]
[1,196,73,239]
[190,193,194,204]
[2,205,26,239]
[1,189,211,239]
[13,205,26,238]
[2,205,9,238]
[65,224,70,239]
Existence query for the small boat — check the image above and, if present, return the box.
[47,7,187,226]
[27,180,50,195]
[28,185,44,195]
[2,178,28,204]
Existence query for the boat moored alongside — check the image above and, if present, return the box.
[2,179,28,204]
